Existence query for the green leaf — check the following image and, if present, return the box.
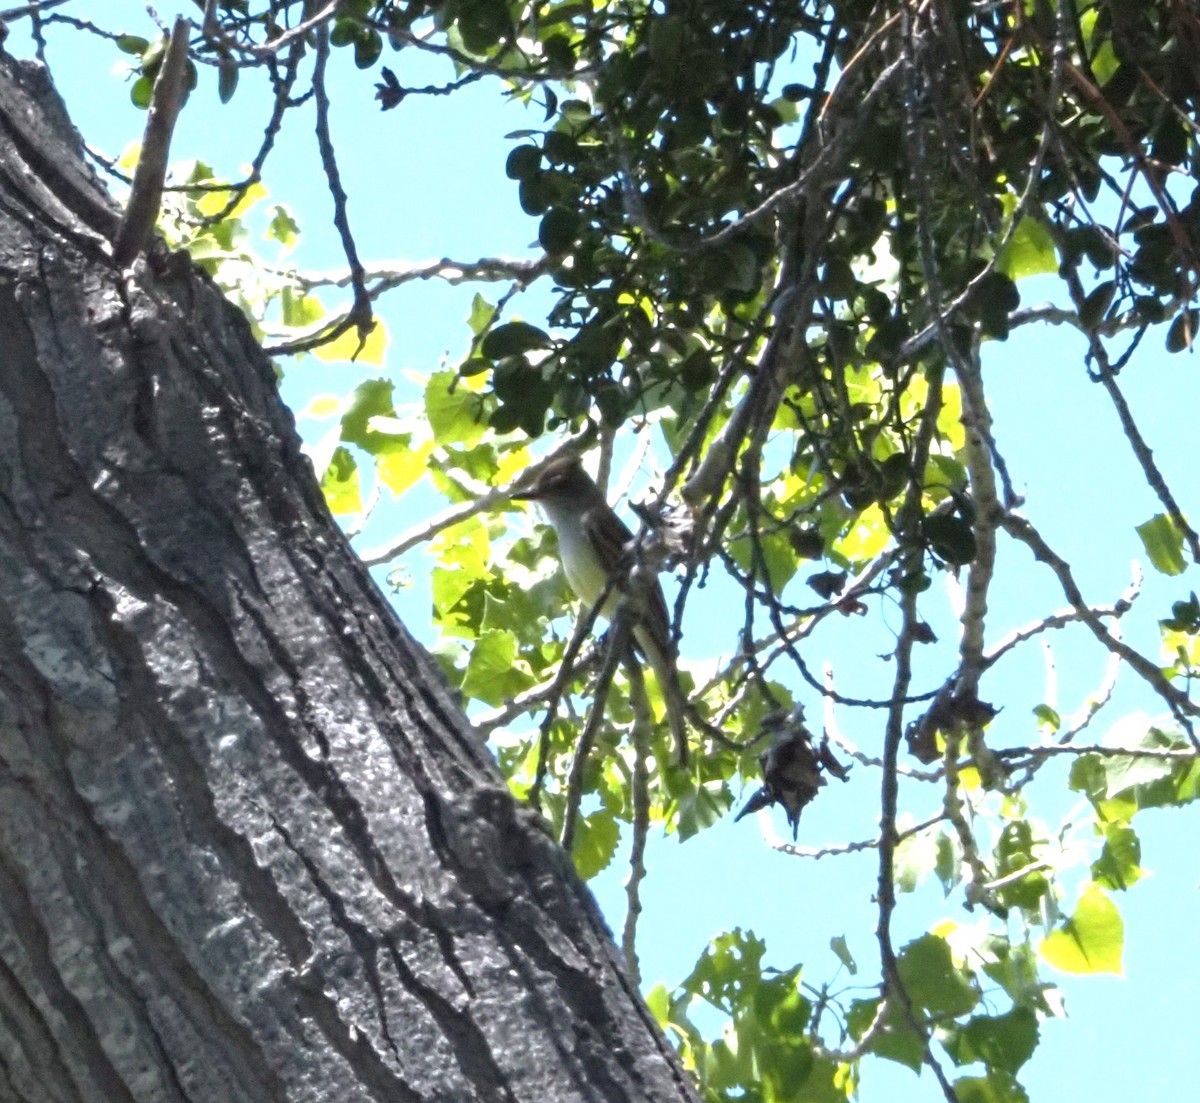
[1165,308,1197,353]
[217,59,238,104]
[934,831,962,895]
[539,207,580,254]
[897,934,979,1017]
[1040,883,1123,975]
[680,928,767,1012]
[426,371,487,445]
[376,447,427,498]
[923,512,977,566]
[130,74,154,110]
[953,1070,1030,1103]
[980,938,1053,1011]
[945,1008,1039,1074]
[481,321,552,359]
[467,293,497,336]
[1032,704,1060,731]
[312,318,389,367]
[279,287,324,327]
[116,34,150,55]
[644,983,670,1028]
[997,216,1057,279]
[353,29,382,69]
[1137,513,1187,576]
[505,145,542,180]
[266,205,300,247]
[340,379,396,450]
[993,820,1049,911]
[319,446,362,515]
[571,808,619,881]
[460,629,534,706]
[894,825,941,893]
[846,998,924,1072]
[830,935,857,976]
[1077,722,1200,811]
[1091,823,1143,891]
[675,780,731,841]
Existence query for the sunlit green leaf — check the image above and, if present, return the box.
[1091,823,1143,891]
[467,293,497,336]
[1137,513,1187,576]
[426,370,488,445]
[461,628,535,705]
[266,204,300,247]
[997,215,1057,279]
[571,808,619,880]
[376,446,428,498]
[1040,883,1123,975]
[319,446,361,515]
[644,983,671,1029]
[340,379,396,450]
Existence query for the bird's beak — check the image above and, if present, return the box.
[511,485,543,502]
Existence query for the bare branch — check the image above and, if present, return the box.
[1002,513,1200,741]
[560,611,631,853]
[289,255,548,296]
[310,20,372,350]
[622,660,653,987]
[202,0,340,63]
[112,15,192,266]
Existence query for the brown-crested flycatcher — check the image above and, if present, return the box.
[513,456,689,763]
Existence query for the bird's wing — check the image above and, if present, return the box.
[581,501,635,562]
[583,504,674,657]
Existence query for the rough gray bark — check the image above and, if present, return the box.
[0,52,697,1103]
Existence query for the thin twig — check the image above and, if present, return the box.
[310,20,372,353]
[560,614,631,853]
[0,0,73,18]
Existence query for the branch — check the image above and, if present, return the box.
[981,581,1137,671]
[774,813,946,860]
[622,659,652,987]
[997,742,1198,761]
[1002,513,1200,742]
[201,0,340,63]
[1052,263,1200,565]
[111,15,192,266]
[310,20,372,352]
[560,611,631,853]
[0,0,72,20]
[953,344,1002,703]
[193,26,307,229]
[288,255,548,296]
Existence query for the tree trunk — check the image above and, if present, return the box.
[0,53,696,1103]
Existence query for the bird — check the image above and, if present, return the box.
[513,455,689,764]
[735,720,850,839]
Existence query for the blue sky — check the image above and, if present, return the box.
[17,4,1200,1100]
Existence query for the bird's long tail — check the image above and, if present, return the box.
[634,625,690,767]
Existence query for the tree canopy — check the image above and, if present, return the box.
[5,1,1200,1101]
